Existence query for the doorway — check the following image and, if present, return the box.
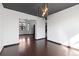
[19,19,36,39]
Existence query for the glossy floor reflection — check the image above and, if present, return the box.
[1,35,79,56]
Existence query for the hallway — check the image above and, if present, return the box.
[0,35,79,56]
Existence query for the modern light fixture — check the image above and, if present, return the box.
[42,4,48,17]
[38,3,48,17]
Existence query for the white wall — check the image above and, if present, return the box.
[0,4,3,52]
[35,18,45,39]
[47,4,79,49]
[2,8,19,46]
[1,4,45,46]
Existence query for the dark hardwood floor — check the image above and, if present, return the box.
[0,35,79,56]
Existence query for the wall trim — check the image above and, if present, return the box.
[47,40,79,51]
[36,38,46,40]
[47,40,71,47]
[47,40,62,45]
[0,43,19,55]
[4,43,19,48]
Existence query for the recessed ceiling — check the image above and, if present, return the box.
[2,3,78,17]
